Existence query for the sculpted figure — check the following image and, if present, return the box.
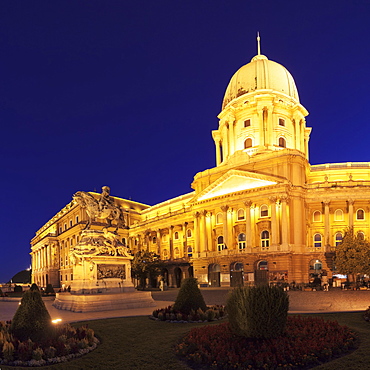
[73,186,126,231]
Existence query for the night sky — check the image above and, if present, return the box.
[1,1,370,283]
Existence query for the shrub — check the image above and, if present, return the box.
[2,341,14,361]
[45,284,55,295]
[226,285,289,339]
[0,288,3,297]
[13,285,23,293]
[10,289,53,342]
[30,283,39,291]
[173,277,207,315]
[206,309,215,321]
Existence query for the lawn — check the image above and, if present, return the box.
[1,312,368,370]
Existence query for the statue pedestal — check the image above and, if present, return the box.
[53,230,155,312]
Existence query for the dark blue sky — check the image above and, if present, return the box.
[1,1,370,283]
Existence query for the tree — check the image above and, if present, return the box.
[131,250,164,289]
[335,228,370,280]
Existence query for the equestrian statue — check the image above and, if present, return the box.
[73,186,126,231]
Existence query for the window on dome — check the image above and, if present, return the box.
[244,138,252,149]
[244,119,251,127]
[278,137,286,148]
[279,118,285,126]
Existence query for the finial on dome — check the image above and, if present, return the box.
[257,32,261,55]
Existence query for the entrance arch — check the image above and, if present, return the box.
[230,262,244,287]
[174,267,182,288]
[208,264,221,287]
[254,260,269,285]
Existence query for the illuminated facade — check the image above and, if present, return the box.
[31,46,370,288]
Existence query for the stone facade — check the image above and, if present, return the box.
[31,48,370,289]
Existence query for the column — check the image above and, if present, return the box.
[227,208,234,249]
[182,223,187,257]
[229,120,235,154]
[269,197,278,247]
[324,200,330,248]
[348,199,354,228]
[193,212,200,254]
[221,206,229,247]
[244,201,252,250]
[281,195,289,250]
[156,229,161,256]
[223,124,229,160]
[215,139,221,166]
[169,226,174,260]
[200,210,207,253]
[206,212,213,251]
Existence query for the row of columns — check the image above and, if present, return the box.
[192,196,290,253]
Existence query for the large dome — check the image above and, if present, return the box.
[222,54,299,109]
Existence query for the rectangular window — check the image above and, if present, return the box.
[70,220,72,227]
[71,274,73,281]
[244,119,251,127]
[76,216,79,223]
[279,118,285,126]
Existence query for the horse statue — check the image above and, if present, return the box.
[73,190,126,231]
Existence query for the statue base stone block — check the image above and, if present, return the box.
[53,229,155,312]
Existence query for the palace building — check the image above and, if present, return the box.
[31,45,370,289]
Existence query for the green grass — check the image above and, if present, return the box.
[1,312,369,369]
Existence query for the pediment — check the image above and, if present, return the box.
[196,170,282,201]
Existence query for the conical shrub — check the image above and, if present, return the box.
[173,277,207,314]
[226,285,289,339]
[11,289,53,342]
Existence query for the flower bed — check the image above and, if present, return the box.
[175,316,357,369]
[151,305,226,322]
[0,320,99,367]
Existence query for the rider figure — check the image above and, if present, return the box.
[98,186,115,212]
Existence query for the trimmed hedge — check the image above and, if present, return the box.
[173,277,207,315]
[226,285,289,339]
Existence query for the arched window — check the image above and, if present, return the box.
[314,233,322,248]
[122,237,127,245]
[163,249,168,260]
[260,205,268,217]
[357,209,365,220]
[313,211,321,222]
[238,233,246,250]
[186,229,192,238]
[69,220,73,228]
[278,137,286,148]
[279,118,285,126]
[258,260,268,270]
[217,236,225,251]
[334,209,344,221]
[244,138,252,149]
[357,231,365,240]
[76,216,79,223]
[335,232,343,246]
[174,231,179,240]
[216,213,223,224]
[261,230,270,249]
[237,209,245,220]
[187,246,193,257]
[152,236,156,244]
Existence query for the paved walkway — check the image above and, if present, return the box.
[0,298,174,323]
